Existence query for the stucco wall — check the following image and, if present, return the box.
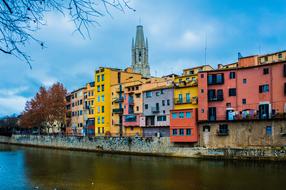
[199,120,286,148]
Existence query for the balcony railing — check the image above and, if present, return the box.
[207,112,286,122]
[173,79,198,88]
[112,108,123,114]
[208,96,224,102]
[151,107,160,113]
[124,115,137,122]
[174,97,198,105]
[113,97,124,103]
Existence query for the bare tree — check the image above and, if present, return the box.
[0,0,134,68]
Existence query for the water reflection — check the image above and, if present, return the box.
[1,144,286,190]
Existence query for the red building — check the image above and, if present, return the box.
[170,108,198,143]
[198,53,286,136]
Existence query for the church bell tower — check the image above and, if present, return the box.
[131,25,151,78]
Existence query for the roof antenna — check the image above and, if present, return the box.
[204,32,208,66]
[139,17,141,25]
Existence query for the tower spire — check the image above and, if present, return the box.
[131,24,150,78]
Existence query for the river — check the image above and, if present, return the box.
[0,144,285,190]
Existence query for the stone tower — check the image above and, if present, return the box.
[131,25,151,78]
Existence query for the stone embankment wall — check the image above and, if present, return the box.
[0,135,286,161]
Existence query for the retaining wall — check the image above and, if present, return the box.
[0,135,286,161]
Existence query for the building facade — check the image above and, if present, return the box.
[85,82,95,136]
[94,67,143,136]
[198,52,286,147]
[142,86,173,137]
[170,65,213,143]
[67,87,87,136]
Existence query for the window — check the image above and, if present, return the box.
[208,107,216,121]
[259,84,269,93]
[97,75,100,82]
[91,100,94,105]
[135,94,141,98]
[266,126,272,136]
[97,127,100,134]
[229,72,236,79]
[172,129,178,136]
[97,85,100,92]
[263,68,269,75]
[218,124,229,135]
[278,53,283,59]
[97,117,100,124]
[201,74,204,78]
[217,89,223,100]
[162,100,165,106]
[145,104,148,109]
[284,64,286,77]
[178,94,183,103]
[97,96,100,102]
[186,129,191,136]
[102,106,105,113]
[284,83,286,96]
[207,74,224,85]
[179,129,184,136]
[156,91,160,96]
[157,116,167,121]
[161,89,164,94]
[146,91,152,98]
[208,89,216,101]
[243,79,247,84]
[186,93,191,103]
[101,85,104,91]
[186,112,191,118]
[136,106,139,111]
[172,113,177,119]
[101,74,104,81]
[167,99,170,106]
[229,88,237,96]
[226,103,231,108]
[97,106,100,113]
[79,110,82,115]
[101,117,104,124]
[203,125,210,132]
[102,127,104,134]
[179,112,184,118]
[101,95,104,102]
[242,99,247,104]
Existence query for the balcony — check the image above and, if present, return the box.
[113,97,124,103]
[208,96,224,102]
[173,79,198,88]
[151,107,160,113]
[124,115,137,122]
[112,108,123,114]
[174,97,198,105]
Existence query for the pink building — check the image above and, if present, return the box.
[198,58,286,123]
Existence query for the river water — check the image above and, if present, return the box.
[0,144,285,190]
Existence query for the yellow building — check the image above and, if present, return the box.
[94,67,143,136]
[173,65,213,110]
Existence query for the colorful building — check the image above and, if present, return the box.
[84,81,95,136]
[94,67,143,136]
[67,87,87,136]
[142,86,173,137]
[198,51,286,148]
[170,65,213,143]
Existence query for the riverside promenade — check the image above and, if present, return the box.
[0,135,286,161]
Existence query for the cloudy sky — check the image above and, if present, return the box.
[1,0,286,116]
